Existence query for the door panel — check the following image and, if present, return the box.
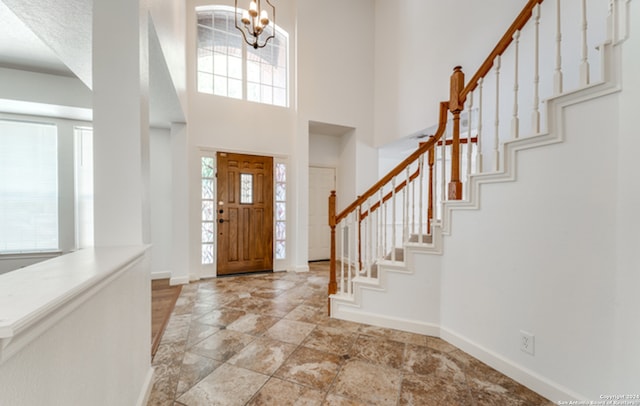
[217,152,273,275]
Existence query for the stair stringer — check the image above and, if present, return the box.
[331,39,623,332]
[440,40,622,236]
[330,230,444,336]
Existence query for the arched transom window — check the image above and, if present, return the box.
[196,5,289,107]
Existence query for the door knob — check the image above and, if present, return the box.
[219,219,225,223]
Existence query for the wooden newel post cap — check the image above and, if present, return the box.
[450,66,465,112]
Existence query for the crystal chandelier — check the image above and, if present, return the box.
[235,0,276,49]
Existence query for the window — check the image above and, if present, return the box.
[274,162,286,260]
[196,5,289,107]
[201,156,215,265]
[74,127,94,249]
[0,120,58,253]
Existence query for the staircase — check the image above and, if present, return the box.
[327,0,635,401]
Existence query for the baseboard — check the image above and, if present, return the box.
[332,305,440,337]
[135,366,155,406]
[170,275,190,285]
[295,265,310,273]
[150,271,171,280]
[439,327,587,403]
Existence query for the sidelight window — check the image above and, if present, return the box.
[201,156,215,265]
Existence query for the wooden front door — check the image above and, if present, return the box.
[216,152,273,275]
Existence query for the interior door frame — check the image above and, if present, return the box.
[308,165,337,261]
[197,148,289,279]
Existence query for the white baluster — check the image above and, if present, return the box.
[411,164,416,236]
[607,0,614,42]
[623,0,631,40]
[439,137,446,221]
[436,143,444,228]
[580,0,590,86]
[512,30,520,139]
[404,166,410,243]
[360,204,366,276]
[418,154,424,241]
[347,217,358,295]
[467,91,474,186]
[623,0,631,42]
[356,207,361,276]
[367,200,372,278]
[340,219,345,294]
[378,189,383,260]
[391,177,396,262]
[477,78,484,173]
[493,54,501,172]
[532,4,541,134]
[555,0,564,94]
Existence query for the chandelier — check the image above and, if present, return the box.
[235,0,276,49]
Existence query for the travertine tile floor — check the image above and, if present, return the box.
[148,262,553,405]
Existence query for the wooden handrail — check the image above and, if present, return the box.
[335,101,450,224]
[461,0,544,101]
[358,137,478,221]
[360,167,421,221]
[329,0,547,314]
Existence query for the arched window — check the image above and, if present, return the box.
[196,5,289,107]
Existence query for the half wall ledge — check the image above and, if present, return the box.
[0,245,149,364]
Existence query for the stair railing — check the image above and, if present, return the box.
[327,0,619,312]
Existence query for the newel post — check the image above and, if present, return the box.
[448,66,465,200]
[427,137,435,233]
[328,190,337,315]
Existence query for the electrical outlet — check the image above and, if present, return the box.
[520,330,535,355]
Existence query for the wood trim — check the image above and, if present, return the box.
[336,101,450,224]
[151,279,182,357]
[461,0,545,101]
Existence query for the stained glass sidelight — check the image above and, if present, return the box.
[275,182,286,202]
[202,222,214,243]
[276,221,286,240]
[202,157,214,177]
[201,156,215,265]
[275,241,285,259]
[276,202,286,221]
[274,162,287,260]
[202,179,214,199]
[202,244,214,265]
[202,200,214,221]
[275,163,286,182]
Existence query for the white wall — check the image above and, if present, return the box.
[0,248,152,406]
[439,92,626,399]
[149,0,188,115]
[150,128,173,276]
[373,0,527,146]
[0,68,91,109]
[297,0,374,135]
[297,0,378,224]
[612,0,640,393]
[309,133,341,168]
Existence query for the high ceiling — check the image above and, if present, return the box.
[0,1,74,77]
[0,0,184,128]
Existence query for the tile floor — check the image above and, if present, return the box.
[148,262,553,406]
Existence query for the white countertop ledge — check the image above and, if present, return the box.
[0,246,148,362]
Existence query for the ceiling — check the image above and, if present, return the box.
[0,0,184,128]
[0,1,74,77]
